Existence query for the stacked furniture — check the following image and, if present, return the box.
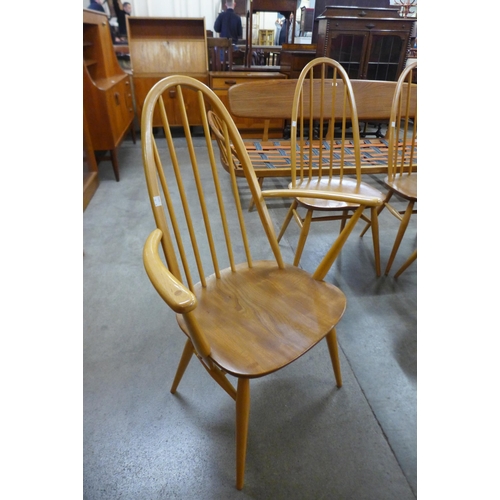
[127,17,209,127]
[83,9,135,182]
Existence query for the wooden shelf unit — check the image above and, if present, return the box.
[83,9,135,182]
[315,6,416,81]
[127,17,209,127]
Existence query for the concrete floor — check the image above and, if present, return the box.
[83,134,417,499]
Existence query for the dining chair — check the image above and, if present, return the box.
[207,37,233,71]
[207,109,266,212]
[360,61,417,275]
[140,75,382,490]
[394,249,417,278]
[276,57,384,276]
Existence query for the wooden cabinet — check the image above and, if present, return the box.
[279,43,317,79]
[83,108,99,210]
[127,17,209,127]
[315,6,416,81]
[83,9,134,181]
[210,71,287,137]
[311,0,391,41]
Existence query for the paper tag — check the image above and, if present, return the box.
[153,196,162,207]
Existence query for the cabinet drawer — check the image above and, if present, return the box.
[327,19,412,33]
[210,72,286,91]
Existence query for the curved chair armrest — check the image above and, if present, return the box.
[143,229,198,314]
[262,188,383,208]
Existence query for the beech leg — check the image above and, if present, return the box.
[394,248,417,278]
[170,338,195,394]
[360,190,392,237]
[235,378,250,490]
[312,205,365,280]
[293,209,313,266]
[370,207,381,277]
[339,210,348,233]
[277,199,298,242]
[325,328,342,388]
[385,200,415,275]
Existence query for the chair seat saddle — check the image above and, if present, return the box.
[292,177,384,211]
[177,261,346,378]
[384,173,417,201]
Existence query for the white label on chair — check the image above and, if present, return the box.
[392,122,396,127]
[153,196,162,207]
[292,121,297,127]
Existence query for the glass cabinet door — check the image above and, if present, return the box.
[326,32,368,79]
[366,33,405,81]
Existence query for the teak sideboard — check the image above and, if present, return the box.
[83,9,134,182]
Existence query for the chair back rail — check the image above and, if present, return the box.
[290,58,361,186]
[228,78,416,124]
[387,63,417,180]
[141,76,287,293]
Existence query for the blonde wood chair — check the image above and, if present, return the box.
[207,108,265,212]
[276,57,384,275]
[360,61,417,275]
[394,248,417,278]
[141,75,382,490]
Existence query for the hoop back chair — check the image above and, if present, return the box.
[276,57,384,275]
[360,61,417,275]
[141,75,382,490]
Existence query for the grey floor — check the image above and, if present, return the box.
[83,133,417,499]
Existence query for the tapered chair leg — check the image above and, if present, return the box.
[293,209,313,266]
[360,191,392,237]
[170,339,195,394]
[277,199,298,242]
[325,328,342,388]
[370,207,381,277]
[236,378,250,490]
[394,248,417,278]
[339,210,348,233]
[385,200,415,275]
[313,205,365,280]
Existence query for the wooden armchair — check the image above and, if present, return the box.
[360,61,417,275]
[276,57,384,275]
[140,75,382,489]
